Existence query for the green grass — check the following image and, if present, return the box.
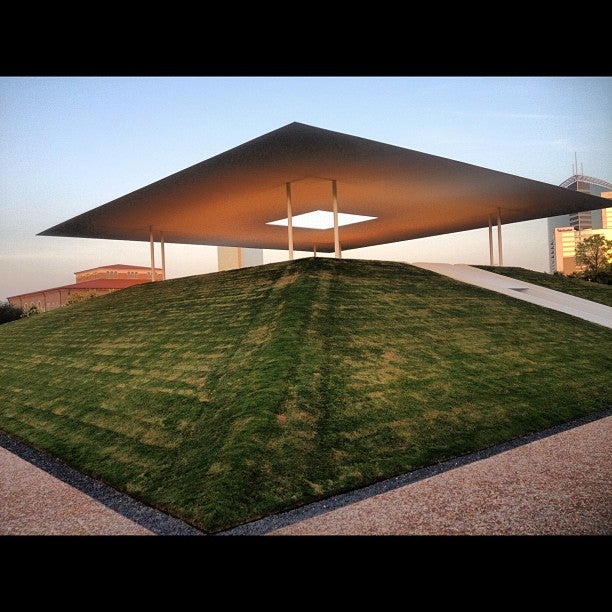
[0,257,610,532]
[477,265,612,307]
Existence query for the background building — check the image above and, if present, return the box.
[548,173,612,274]
[8,264,162,313]
[74,264,162,282]
[217,247,264,272]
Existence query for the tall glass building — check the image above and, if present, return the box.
[548,174,612,273]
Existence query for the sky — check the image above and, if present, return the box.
[1,76,611,301]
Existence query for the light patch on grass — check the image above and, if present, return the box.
[97,341,143,350]
[273,272,300,289]
[208,462,226,475]
[76,412,180,449]
[91,364,124,374]
[277,387,318,429]
[127,369,146,376]
[241,323,274,347]
[332,448,348,462]
[176,419,197,433]
[305,480,325,495]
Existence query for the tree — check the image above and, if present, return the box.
[21,304,40,317]
[64,290,99,306]
[575,234,612,284]
[0,302,24,324]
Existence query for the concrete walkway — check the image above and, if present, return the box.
[411,263,612,329]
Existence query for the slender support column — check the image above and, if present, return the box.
[497,208,503,266]
[488,215,494,266]
[149,226,156,281]
[313,244,317,257]
[286,182,294,261]
[332,180,341,259]
[160,231,166,280]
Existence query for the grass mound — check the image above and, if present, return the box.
[0,257,610,532]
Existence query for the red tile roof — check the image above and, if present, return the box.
[59,279,151,290]
[8,278,150,300]
[75,264,161,274]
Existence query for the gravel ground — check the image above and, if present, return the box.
[0,447,153,535]
[0,432,204,536]
[269,415,612,536]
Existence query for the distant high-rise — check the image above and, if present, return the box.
[548,170,612,274]
[561,172,612,228]
[217,247,264,272]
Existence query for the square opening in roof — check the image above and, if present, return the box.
[267,209,377,230]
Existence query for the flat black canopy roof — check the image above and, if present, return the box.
[39,122,608,252]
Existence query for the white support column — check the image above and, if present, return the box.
[160,231,166,280]
[332,180,341,259]
[286,182,294,261]
[149,226,156,281]
[488,215,494,266]
[497,208,503,267]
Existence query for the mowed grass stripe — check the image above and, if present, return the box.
[0,258,610,531]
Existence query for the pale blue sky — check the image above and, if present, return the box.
[1,76,611,300]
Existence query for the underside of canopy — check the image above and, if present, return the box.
[39,122,608,253]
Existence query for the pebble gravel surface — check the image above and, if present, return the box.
[0,447,153,535]
[0,432,203,536]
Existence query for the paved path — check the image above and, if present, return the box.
[411,263,612,329]
[269,416,612,535]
